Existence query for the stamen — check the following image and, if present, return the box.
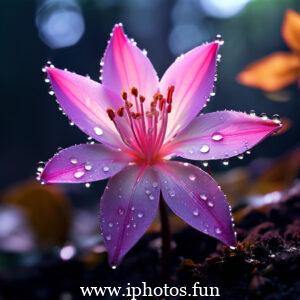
[139,95,145,103]
[121,91,127,101]
[167,85,175,104]
[131,87,138,97]
[117,107,124,117]
[107,109,115,120]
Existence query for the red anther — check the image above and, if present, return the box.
[121,91,127,101]
[131,87,138,97]
[167,104,172,113]
[135,112,142,119]
[159,98,166,111]
[139,95,145,103]
[126,101,133,109]
[107,108,115,120]
[167,85,175,104]
[117,106,124,117]
[131,112,137,119]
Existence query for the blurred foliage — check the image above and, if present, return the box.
[1,182,71,248]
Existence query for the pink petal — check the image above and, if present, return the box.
[102,24,159,103]
[163,111,280,160]
[159,42,219,140]
[47,67,124,148]
[100,165,160,266]
[41,144,131,183]
[155,161,236,246]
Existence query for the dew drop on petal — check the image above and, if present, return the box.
[94,127,103,136]
[203,161,208,167]
[200,145,210,153]
[215,227,222,235]
[84,163,92,171]
[193,209,199,216]
[108,222,113,228]
[85,183,91,188]
[222,160,229,166]
[212,133,223,141]
[149,195,155,201]
[118,208,125,215]
[183,162,189,167]
[189,173,196,181]
[74,171,85,179]
[238,154,244,160]
[208,201,214,207]
[102,166,110,172]
[137,212,144,218]
[152,181,158,188]
[200,194,207,201]
[105,234,112,241]
[70,158,78,164]
[111,265,117,270]
[168,190,176,197]
[145,189,151,195]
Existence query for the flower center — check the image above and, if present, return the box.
[106,85,175,164]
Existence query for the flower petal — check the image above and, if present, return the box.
[163,111,280,161]
[282,9,300,52]
[237,52,300,92]
[155,161,236,246]
[47,67,124,148]
[102,24,159,103]
[100,165,160,266]
[41,144,131,183]
[159,42,219,140]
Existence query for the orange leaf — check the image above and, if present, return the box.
[282,9,300,52]
[237,52,300,92]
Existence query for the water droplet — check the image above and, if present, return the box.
[70,158,77,164]
[85,183,91,188]
[246,150,251,155]
[208,201,214,207]
[212,133,223,141]
[200,194,207,201]
[84,163,92,171]
[118,208,125,215]
[260,113,268,120]
[152,181,158,188]
[137,212,144,218]
[215,227,222,234]
[272,114,281,124]
[74,171,85,179]
[193,209,199,216]
[189,174,196,181]
[183,162,189,167]
[200,145,210,153]
[149,195,155,201]
[229,246,236,250]
[203,161,208,167]
[111,265,117,269]
[105,234,112,241]
[94,127,103,136]
[108,222,113,228]
[237,154,244,160]
[102,166,109,172]
[249,110,256,117]
[145,189,151,195]
[168,190,176,197]
[188,149,194,154]
[131,206,135,211]
[222,160,229,166]
[37,167,44,173]
[48,90,54,96]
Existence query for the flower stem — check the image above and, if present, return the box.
[159,193,171,282]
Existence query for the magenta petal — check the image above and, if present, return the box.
[102,24,159,102]
[47,67,124,148]
[159,42,219,140]
[165,111,280,160]
[155,161,236,247]
[100,165,160,266]
[41,144,131,183]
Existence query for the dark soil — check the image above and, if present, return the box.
[0,196,299,299]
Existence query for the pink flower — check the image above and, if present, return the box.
[39,24,280,266]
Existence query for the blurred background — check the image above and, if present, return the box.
[1,0,300,299]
